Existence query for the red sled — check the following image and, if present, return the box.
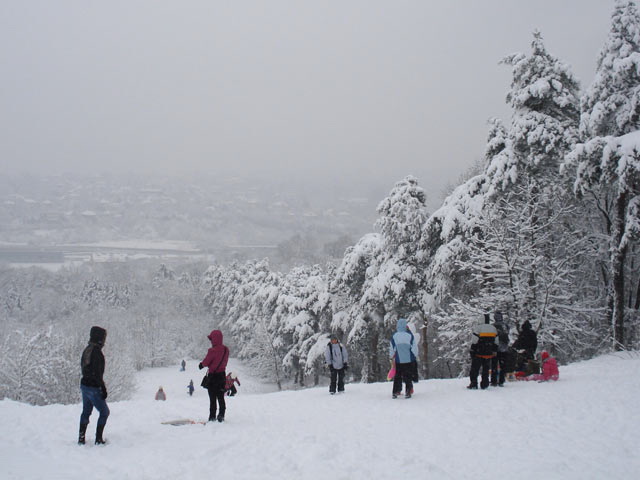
[387,361,396,381]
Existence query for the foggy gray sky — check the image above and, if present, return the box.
[0,0,614,202]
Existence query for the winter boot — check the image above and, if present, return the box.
[467,384,478,390]
[217,414,225,423]
[95,424,106,445]
[78,423,88,445]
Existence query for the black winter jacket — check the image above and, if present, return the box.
[80,343,105,388]
[80,326,107,388]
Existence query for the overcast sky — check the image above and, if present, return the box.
[0,0,615,204]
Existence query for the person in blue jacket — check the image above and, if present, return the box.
[390,318,419,399]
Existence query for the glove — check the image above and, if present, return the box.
[198,362,204,370]
[343,363,349,371]
[101,385,108,400]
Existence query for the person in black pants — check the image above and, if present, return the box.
[324,334,348,394]
[491,311,510,386]
[512,320,538,371]
[199,329,229,422]
[468,314,498,390]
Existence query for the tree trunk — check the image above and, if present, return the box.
[612,192,628,350]
[368,329,379,383]
[420,316,429,379]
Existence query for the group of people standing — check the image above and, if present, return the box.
[468,311,558,390]
[324,317,419,399]
[77,313,556,444]
[77,326,236,445]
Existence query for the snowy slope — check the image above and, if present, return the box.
[1,354,638,480]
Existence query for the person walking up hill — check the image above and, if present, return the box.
[78,326,110,445]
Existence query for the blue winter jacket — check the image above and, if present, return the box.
[390,318,418,364]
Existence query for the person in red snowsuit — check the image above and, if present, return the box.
[523,351,559,382]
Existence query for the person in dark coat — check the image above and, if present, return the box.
[512,320,538,371]
[491,311,510,386]
[79,326,110,445]
[187,379,195,396]
[468,314,498,390]
[199,330,229,422]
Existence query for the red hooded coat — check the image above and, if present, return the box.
[201,330,229,374]
[525,351,559,381]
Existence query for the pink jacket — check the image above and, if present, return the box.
[526,352,559,381]
[202,330,229,374]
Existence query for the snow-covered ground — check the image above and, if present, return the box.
[1,353,638,480]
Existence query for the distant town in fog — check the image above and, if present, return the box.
[0,172,394,270]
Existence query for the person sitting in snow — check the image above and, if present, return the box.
[155,386,166,401]
[187,379,194,396]
[468,314,498,390]
[520,351,559,382]
[325,334,349,395]
[225,372,241,396]
[512,320,538,372]
[390,318,419,399]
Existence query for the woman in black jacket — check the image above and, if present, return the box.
[78,326,110,445]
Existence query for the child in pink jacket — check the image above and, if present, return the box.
[524,351,559,381]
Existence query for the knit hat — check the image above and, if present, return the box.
[541,351,550,361]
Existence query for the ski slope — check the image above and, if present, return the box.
[1,353,638,480]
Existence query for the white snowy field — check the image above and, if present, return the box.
[1,354,638,480]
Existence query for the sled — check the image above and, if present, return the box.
[161,419,207,426]
[387,361,396,381]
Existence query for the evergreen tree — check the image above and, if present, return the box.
[565,0,640,349]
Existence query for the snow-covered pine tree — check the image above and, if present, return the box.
[370,175,430,376]
[431,32,583,373]
[565,0,640,349]
[278,265,331,386]
[330,233,382,382]
[493,30,580,189]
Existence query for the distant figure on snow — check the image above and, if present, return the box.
[199,329,229,422]
[180,359,186,371]
[79,326,110,445]
[468,314,498,390]
[225,372,241,396]
[187,379,194,396]
[325,334,348,395]
[155,386,166,401]
[390,318,418,399]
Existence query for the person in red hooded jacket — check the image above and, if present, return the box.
[523,351,559,382]
[199,330,229,422]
